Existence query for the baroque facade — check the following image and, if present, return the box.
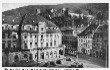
[2,13,65,66]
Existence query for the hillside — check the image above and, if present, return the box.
[2,3,108,28]
[2,3,87,16]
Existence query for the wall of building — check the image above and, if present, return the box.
[78,36,92,55]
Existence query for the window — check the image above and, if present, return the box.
[35,35,37,38]
[22,26,24,30]
[50,42,52,46]
[30,42,32,47]
[59,50,63,55]
[30,34,32,38]
[46,52,49,58]
[41,42,43,47]
[88,50,89,53]
[14,55,19,62]
[41,35,43,38]
[35,42,37,47]
[2,27,4,30]
[35,53,37,58]
[11,26,13,29]
[46,43,48,47]
[40,53,44,59]
[54,51,57,58]
[24,43,27,49]
[8,34,10,38]
[50,51,53,58]
[46,34,48,37]
[50,34,52,37]
[13,35,16,39]
[2,43,5,49]
[24,35,27,38]
[2,34,5,39]
[13,44,16,49]
[41,27,43,31]
[24,54,28,58]
[8,43,11,48]
[29,54,33,60]
[30,28,32,31]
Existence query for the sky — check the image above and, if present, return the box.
[2,3,60,12]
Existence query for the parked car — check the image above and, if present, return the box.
[56,60,62,64]
[39,62,49,67]
[66,58,72,61]
[76,63,84,68]
[48,61,57,67]
[69,63,84,68]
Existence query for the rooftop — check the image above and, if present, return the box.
[78,24,99,36]
[2,13,61,33]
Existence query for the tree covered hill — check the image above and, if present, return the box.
[2,3,108,29]
[2,3,87,16]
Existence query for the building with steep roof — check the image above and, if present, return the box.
[78,23,99,55]
[2,13,65,66]
[92,24,108,59]
[61,27,77,56]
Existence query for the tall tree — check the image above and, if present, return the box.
[74,9,82,14]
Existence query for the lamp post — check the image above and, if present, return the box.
[76,51,79,63]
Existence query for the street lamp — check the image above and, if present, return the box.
[76,51,79,63]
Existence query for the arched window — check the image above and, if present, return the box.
[14,55,19,62]
[40,53,44,59]
[24,43,27,49]
[59,49,63,55]
[35,53,37,58]
[29,54,33,60]
[13,35,16,39]
[50,51,53,58]
[54,51,57,58]
[46,52,49,58]
[24,54,28,58]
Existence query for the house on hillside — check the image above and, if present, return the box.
[92,24,108,59]
[78,24,99,55]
